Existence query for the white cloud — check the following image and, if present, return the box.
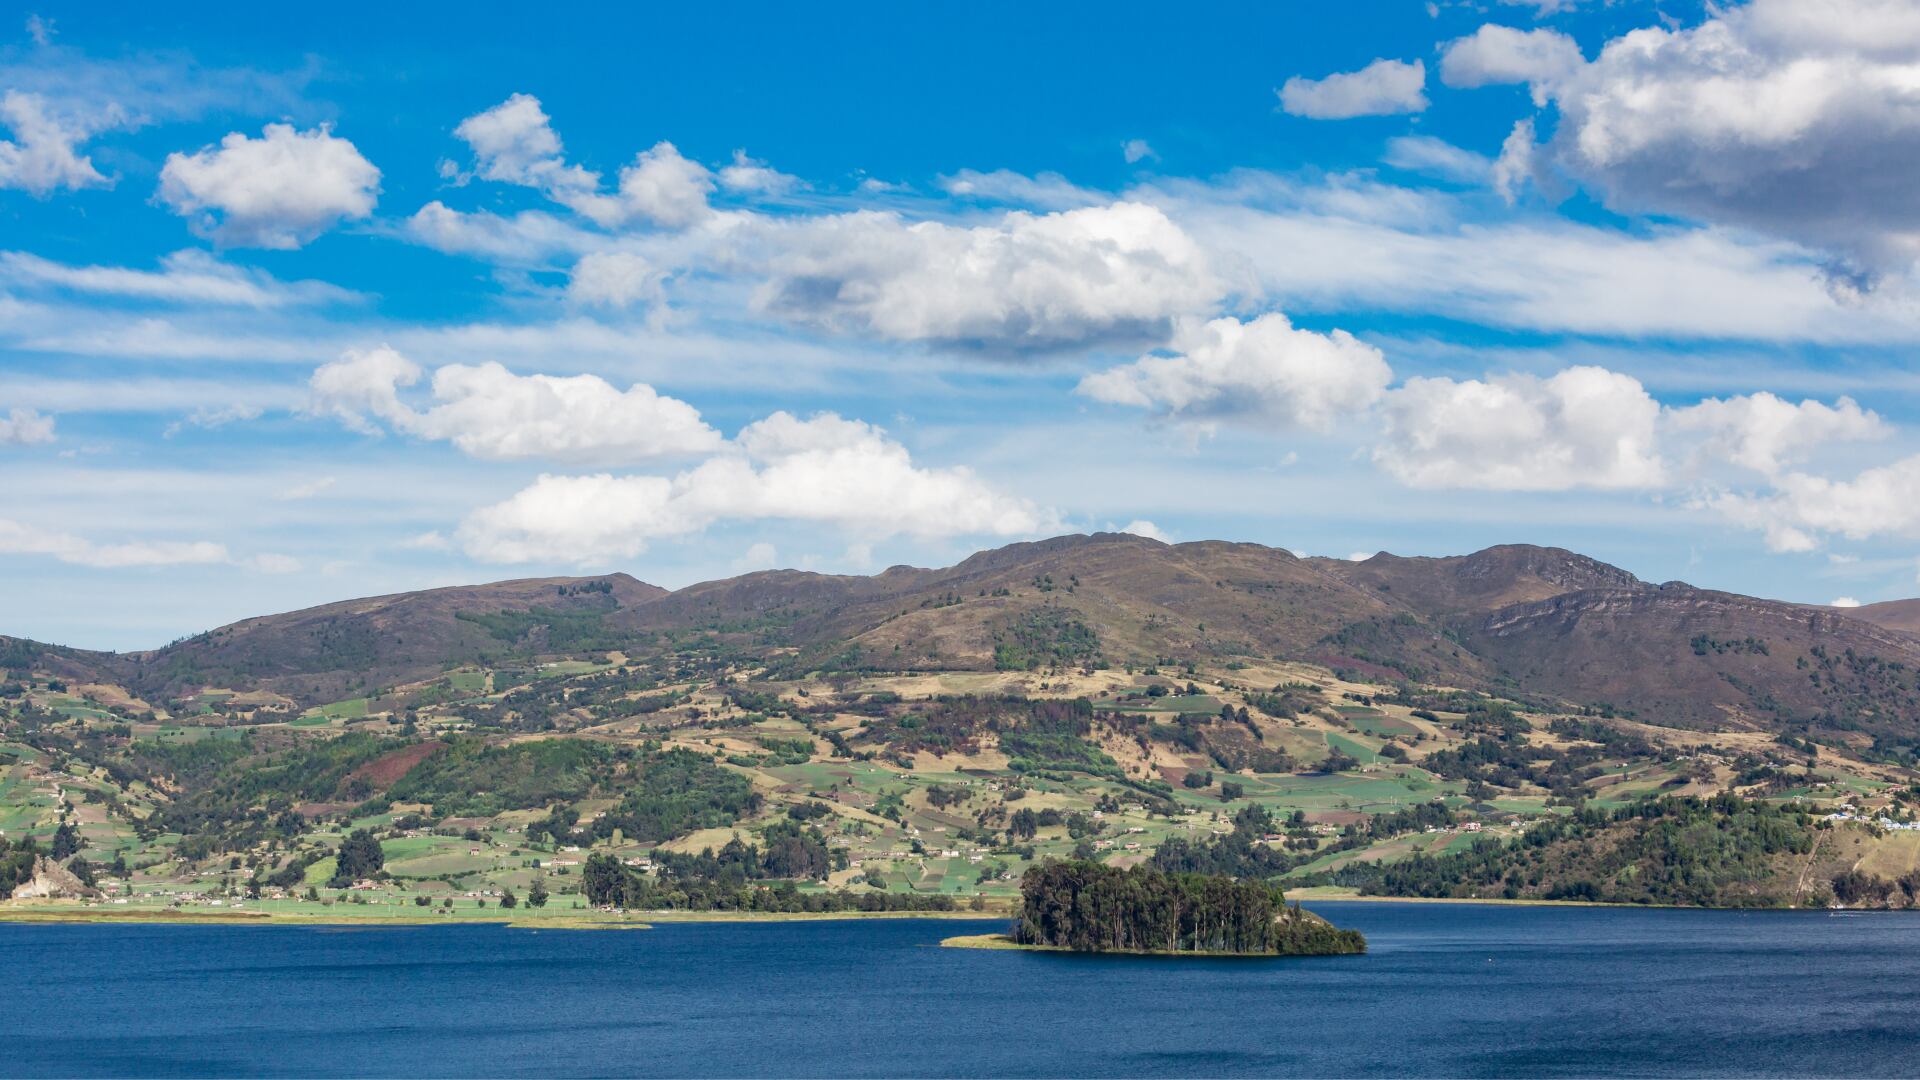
[0,90,115,195]
[753,201,1221,351]
[0,406,55,445]
[452,92,598,206]
[0,517,227,567]
[1122,139,1157,164]
[1278,58,1428,119]
[940,169,1104,209]
[1707,454,1920,552]
[277,476,336,501]
[399,530,451,551]
[1382,135,1491,184]
[1439,25,1583,104]
[162,403,261,437]
[1490,118,1547,204]
[1831,596,1862,607]
[306,346,722,462]
[1374,366,1665,490]
[1159,171,1920,344]
[1532,0,1920,277]
[459,410,1055,563]
[449,94,714,229]
[717,149,798,195]
[403,202,595,263]
[1666,392,1887,475]
[0,249,354,307]
[158,123,380,248]
[606,141,713,228]
[732,541,779,572]
[244,553,301,574]
[1498,0,1587,14]
[1076,313,1391,431]
[1119,519,1170,542]
[567,251,665,309]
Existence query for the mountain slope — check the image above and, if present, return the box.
[9,535,1920,739]
[119,574,665,706]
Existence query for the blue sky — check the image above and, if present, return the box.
[6,0,1920,650]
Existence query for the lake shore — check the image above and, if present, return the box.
[0,899,1010,929]
[939,932,1354,958]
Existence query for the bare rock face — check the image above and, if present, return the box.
[9,856,100,901]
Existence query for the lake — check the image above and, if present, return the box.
[6,902,1920,1077]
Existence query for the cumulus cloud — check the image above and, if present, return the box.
[1708,455,1920,552]
[1374,366,1665,490]
[1278,58,1428,119]
[0,90,116,195]
[458,411,1055,563]
[567,251,666,309]
[449,95,713,229]
[606,141,713,228]
[1122,139,1157,164]
[1119,519,1171,542]
[1523,0,1920,277]
[158,123,380,248]
[1439,25,1583,103]
[306,346,722,461]
[0,406,55,444]
[1666,392,1887,475]
[1831,596,1863,607]
[717,149,798,195]
[452,92,598,205]
[1076,313,1391,431]
[1490,118,1549,204]
[0,517,227,567]
[753,201,1220,351]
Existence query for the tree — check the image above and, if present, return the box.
[1008,808,1040,841]
[499,889,518,909]
[583,852,630,906]
[329,829,385,887]
[528,877,549,908]
[50,822,81,860]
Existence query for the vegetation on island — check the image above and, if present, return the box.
[1008,859,1364,955]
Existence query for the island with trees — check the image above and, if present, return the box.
[946,860,1366,956]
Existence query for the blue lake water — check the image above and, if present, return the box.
[6,902,1920,1077]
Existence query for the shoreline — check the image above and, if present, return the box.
[6,892,1895,927]
[938,933,1358,958]
[0,901,1010,929]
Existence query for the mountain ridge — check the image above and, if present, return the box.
[8,534,1920,740]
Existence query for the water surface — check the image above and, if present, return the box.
[6,902,1918,1076]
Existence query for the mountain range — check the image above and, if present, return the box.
[9,533,1920,742]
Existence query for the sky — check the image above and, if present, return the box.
[6,0,1920,651]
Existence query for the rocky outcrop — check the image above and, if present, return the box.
[8,856,100,901]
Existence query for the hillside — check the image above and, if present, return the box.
[8,533,1920,920]
[111,574,665,708]
[9,534,1920,742]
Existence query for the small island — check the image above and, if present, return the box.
[945,860,1365,957]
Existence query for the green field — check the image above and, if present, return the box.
[303,698,370,721]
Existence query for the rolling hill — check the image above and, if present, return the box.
[9,534,1920,740]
